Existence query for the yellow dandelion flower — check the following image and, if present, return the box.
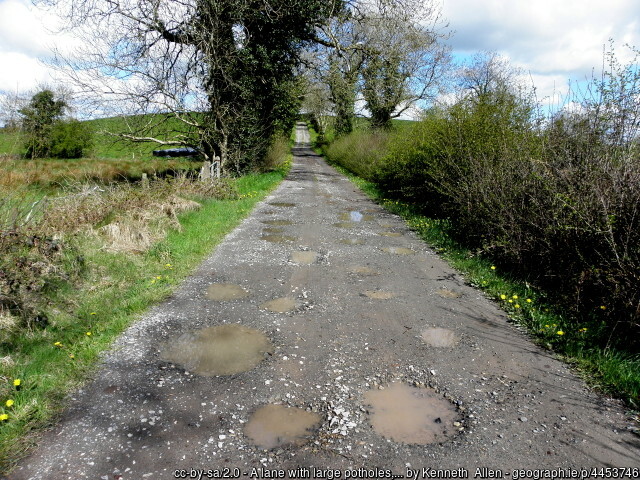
[514,304,521,309]
[544,324,550,328]
[500,294,507,300]
[90,312,97,315]
[69,354,75,359]
[5,399,14,408]
[86,332,92,336]
[491,266,496,270]
[512,295,518,300]
[54,341,62,347]
[599,305,606,310]
[156,276,162,280]
[526,298,532,303]
[557,330,564,336]
[0,414,8,421]
[508,299,513,303]
[13,379,21,387]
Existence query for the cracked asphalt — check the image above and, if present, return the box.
[8,123,640,480]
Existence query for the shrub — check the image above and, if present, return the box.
[49,120,94,159]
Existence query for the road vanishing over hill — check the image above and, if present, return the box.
[9,124,639,480]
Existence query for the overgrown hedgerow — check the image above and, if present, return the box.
[324,47,640,354]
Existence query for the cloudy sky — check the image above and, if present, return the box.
[1,0,639,111]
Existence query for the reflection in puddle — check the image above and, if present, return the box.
[262,227,284,234]
[363,290,396,300]
[348,265,380,276]
[268,202,296,207]
[245,404,321,449]
[290,251,318,265]
[382,247,414,255]
[261,234,297,243]
[421,327,458,347]
[437,288,462,299]
[340,238,365,245]
[262,220,294,226]
[160,324,273,376]
[260,297,297,313]
[364,382,459,444]
[339,211,375,222]
[205,283,249,301]
[380,232,403,237]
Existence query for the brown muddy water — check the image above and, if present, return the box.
[437,288,462,299]
[205,283,250,301]
[262,227,285,234]
[260,297,297,313]
[362,290,396,300]
[382,247,414,255]
[420,327,459,347]
[261,234,298,243]
[290,251,318,265]
[339,238,366,245]
[364,382,460,444]
[261,220,294,226]
[160,324,273,376]
[244,404,321,449]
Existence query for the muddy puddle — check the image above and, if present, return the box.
[437,288,462,299]
[364,382,459,444]
[262,227,284,234]
[290,251,318,265]
[339,211,374,222]
[421,327,458,347]
[268,202,296,207]
[382,247,414,255]
[348,265,380,276]
[333,222,356,228]
[260,297,297,313]
[363,290,396,300]
[262,220,294,226]
[205,283,249,301]
[380,232,403,237]
[339,238,365,245]
[261,234,297,243]
[245,404,321,449]
[160,324,273,376]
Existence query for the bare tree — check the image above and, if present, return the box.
[35,0,338,173]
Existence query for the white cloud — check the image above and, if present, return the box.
[441,0,640,105]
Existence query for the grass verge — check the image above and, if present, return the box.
[324,151,640,411]
[0,159,290,472]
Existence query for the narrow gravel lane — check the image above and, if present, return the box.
[9,124,639,480]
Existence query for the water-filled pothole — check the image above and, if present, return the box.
[348,265,380,276]
[333,222,356,228]
[260,297,297,313]
[382,247,414,255]
[437,288,462,299]
[160,324,273,376]
[380,232,403,237]
[244,404,321,449]
[205,283,249,301]
[269,202,296,208]
[339,211,374,222]
[340,238,365,245]
[364,382,459,444]
[261,234,297,243]
[262,219,294,226]
[420,327,458,347]
[290,251,318,265]
[363,290,396,300]
[262,227,285,234]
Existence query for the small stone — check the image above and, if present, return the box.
[519,417,528,422]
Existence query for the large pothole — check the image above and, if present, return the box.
[245,404,321,449]
[160,324,273,376]
[364,382,460,444]
[205,283,249,301]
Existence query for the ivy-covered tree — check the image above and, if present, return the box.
[19,90,66,158]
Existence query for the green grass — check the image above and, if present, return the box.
[323,144,640,409]
[0,157,290,472]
